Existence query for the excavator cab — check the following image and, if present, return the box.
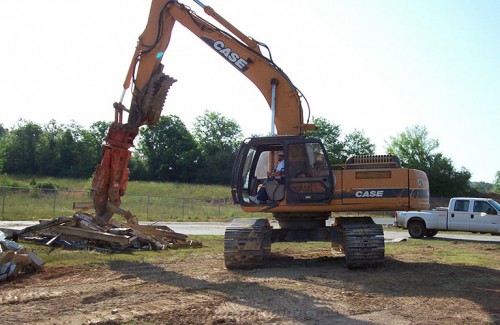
[231,136,335,206]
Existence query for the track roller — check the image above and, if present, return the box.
[224,218,272,269]
[332,217,385,269]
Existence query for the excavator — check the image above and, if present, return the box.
[91,0,430,269]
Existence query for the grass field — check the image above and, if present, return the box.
[0,175,264,222]
[19,235,500,270]
[1,174,395,222]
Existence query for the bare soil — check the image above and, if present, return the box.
[1,243,499,325]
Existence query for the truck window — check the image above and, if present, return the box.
[488,199,500,211]
[473,201,493,213]
[454,200,470,212]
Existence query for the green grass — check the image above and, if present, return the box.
[385,238,500,269]
[20,235,499,270]
[24,235,222,268]
[7,174,232,198]
[1,175,258,222]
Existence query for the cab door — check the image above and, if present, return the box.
[470,200,498,232]
[284,139,334,204]
[448,199,471,231]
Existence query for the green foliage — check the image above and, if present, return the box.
[493,171,500,194]
[32,182,58,190]
[471,181,493,193]
[307,117,343,164]
[307,117,375,165]
[136,115,200,182]
[0,173,31,188]
[193,110,243,184]
[386,125,439,170]
[0,124,7,139]
[1,120,43,174]
[0,120,107,178]
[193,110,243,153]
[0,114,482,193]
[342,129,375,160]
[387,125,472,196]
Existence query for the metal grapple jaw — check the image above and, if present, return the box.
[128,73,177,128]
[91,73,176,225]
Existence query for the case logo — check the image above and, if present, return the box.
[202,37,249,72]
[355,190,384,198]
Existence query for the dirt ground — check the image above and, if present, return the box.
[1,242,499,325]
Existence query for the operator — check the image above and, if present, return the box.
[249,151,284,204]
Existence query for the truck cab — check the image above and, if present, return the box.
[449,198,500,233]
[395,197,500,238]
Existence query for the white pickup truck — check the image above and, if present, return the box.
[395,197,500,238]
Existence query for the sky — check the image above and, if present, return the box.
[0,0,498,183]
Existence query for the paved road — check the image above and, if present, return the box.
[1,219,499,243]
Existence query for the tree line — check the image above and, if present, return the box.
[0,113,499,197]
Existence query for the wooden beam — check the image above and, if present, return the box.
[50,226,131,245]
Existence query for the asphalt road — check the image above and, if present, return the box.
[1,219,499,243]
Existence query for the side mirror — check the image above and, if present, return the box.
[486,208,497,215]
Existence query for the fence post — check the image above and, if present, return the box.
[146,193,150,220]
[1,182,6,220]
[53,189,57,218]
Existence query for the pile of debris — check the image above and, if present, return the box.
[7,213,202,252]
[0,231,44,281]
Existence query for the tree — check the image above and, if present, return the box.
[386,125,438,170]
[306,117,343,164]
[37,120,98,177]
[471,181,493,193]
[137,115,200,182]
[0,124,8,173]
[193,110,243,184]
[342,129,375,162]
[1,120,43,174]
[37,120,64,175]
[386,125,472,197]
[306,117,376,166]
[0,124,7,139]
[493,171,500,194]
[74,121,112,177]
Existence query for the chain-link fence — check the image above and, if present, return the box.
[0,186,243,222]
[0,185,453,222]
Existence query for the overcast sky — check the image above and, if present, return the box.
[1,0,498,183]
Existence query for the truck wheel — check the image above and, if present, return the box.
[408,221,426,239]
[425,229,438,237]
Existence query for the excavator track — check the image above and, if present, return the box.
[335,217,385,269]
[224,218,272,269]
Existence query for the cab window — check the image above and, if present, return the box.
[473,201,493,213]
[454,200,470,212]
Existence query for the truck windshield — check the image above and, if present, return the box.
[488,199,500,211]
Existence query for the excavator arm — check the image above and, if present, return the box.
[134,0,314,134]
[91,0,313,225]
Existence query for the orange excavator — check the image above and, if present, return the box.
[91,0,430,269]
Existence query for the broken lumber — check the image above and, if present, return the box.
[14,216,73,236]
[50,226,132,246]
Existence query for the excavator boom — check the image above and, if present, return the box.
[91,0,313,224]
